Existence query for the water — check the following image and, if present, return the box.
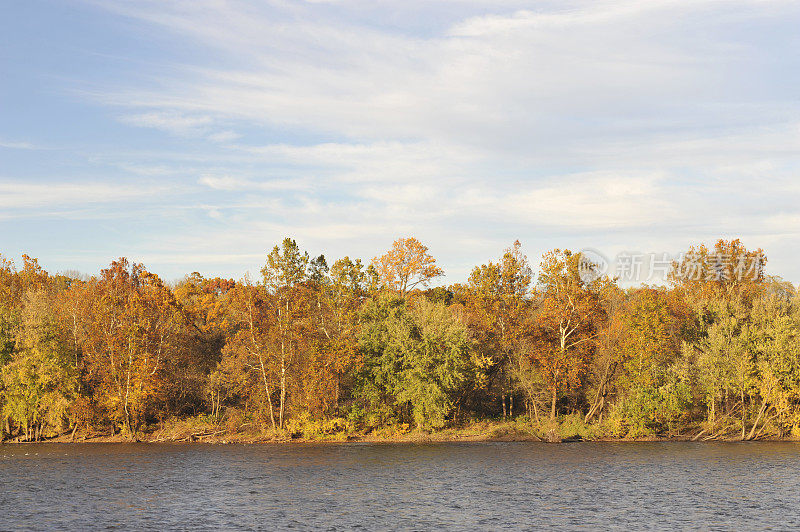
[2,442,800,530]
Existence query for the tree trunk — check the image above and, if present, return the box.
[124,350,133,440]
[258,355,277,432]
[746,398,768,441]
[741,389,746,441]
[250,294,276,432]
[585,361,615,423]
[550,388,557,420]
[278,300,289,430]
[709,396,716,425]
[279,345,286,430]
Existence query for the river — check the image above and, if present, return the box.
[2,442,800,530]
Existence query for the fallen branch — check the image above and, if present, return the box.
[196,430,227,439]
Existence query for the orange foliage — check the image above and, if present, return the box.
[372,237,443,295]
[530,250,609,419]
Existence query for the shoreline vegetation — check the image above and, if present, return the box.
[3,237,800,446]
[6,417,800,445]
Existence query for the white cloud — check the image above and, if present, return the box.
[207,130,241,143]
[0,181,171,211]
[94,1,798,148]
[198,175,309,191]
[0,140,37,150]
[120,111,213,136]
[8,0,800,281]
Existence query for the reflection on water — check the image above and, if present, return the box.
[2,442,800,530]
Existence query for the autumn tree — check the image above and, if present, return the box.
[287,254,356,420]
[0,255,79,441]
[277,249,362,421]
[683,290,754,434]
[1,236,797,442]
[604,288,691,436]
[460,241,532,419]
[746,287,800,439]
[0,255,19,439]
[0,255,50,365]
[328,257,368,334]
[306,256,366,412]
[372,237,443,295]
[670,239,766,305]
[75,259,186,438]
[530,250,611,419]
[671,240,770,437]
[217,238,366,433]
[216,278,279,431]
[173,272,235,416]
[260,238,314,428]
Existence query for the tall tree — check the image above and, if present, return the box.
[261,238,311,428]
[173,272,235,416]
[76,259,185,438]
[603,288,690,435]
[2,290,76,441]
[372,237,443,295]
[670,239,767,305]
[357,294,480,429]
[462,241,532,418]
[744,288,800,439]
[531,250,610,419]
[216,278,279,431]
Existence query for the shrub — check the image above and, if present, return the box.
[612,381,691,437]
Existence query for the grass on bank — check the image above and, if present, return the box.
[11,406,795,444]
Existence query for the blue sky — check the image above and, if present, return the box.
[2,0,799,284]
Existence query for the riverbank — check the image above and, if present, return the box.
[4,417,796,444]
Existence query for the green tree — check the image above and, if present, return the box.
[1,290,76,441]
[746,288,800,438]
[693,291,754,434]
[605,288,690,436]
[357,294,480,429]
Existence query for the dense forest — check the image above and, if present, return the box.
[2,237,799,443]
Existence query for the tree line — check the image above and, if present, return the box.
[1,237,799,442]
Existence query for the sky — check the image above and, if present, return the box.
[1,0,799,285]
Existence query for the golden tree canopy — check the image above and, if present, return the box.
[372,237,443,295]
